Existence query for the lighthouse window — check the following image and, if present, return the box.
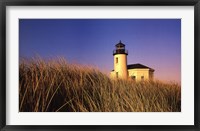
[116,72,118,78]
[116,57,118,64]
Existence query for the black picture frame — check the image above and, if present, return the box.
[0,0,200,131]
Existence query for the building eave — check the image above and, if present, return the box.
[127,63,155,72]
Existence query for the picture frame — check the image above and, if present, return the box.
[0,0,200,131]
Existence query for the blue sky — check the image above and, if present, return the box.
[19,19,181,83]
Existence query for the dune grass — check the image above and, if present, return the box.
[19,57,181,112]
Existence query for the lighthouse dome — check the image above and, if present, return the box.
[113,40,128,55]
[115,40,125,48]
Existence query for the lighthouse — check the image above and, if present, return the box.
[110,41,155,81]
[112,40,128,79]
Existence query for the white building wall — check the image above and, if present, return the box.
[113,54,128,79]
[128,69,150,81]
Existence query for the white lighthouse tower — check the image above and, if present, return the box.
[112,40,128,79]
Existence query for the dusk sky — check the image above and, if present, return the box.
[19,19,181,83]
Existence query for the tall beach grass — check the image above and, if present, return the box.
[19,57,181,112]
